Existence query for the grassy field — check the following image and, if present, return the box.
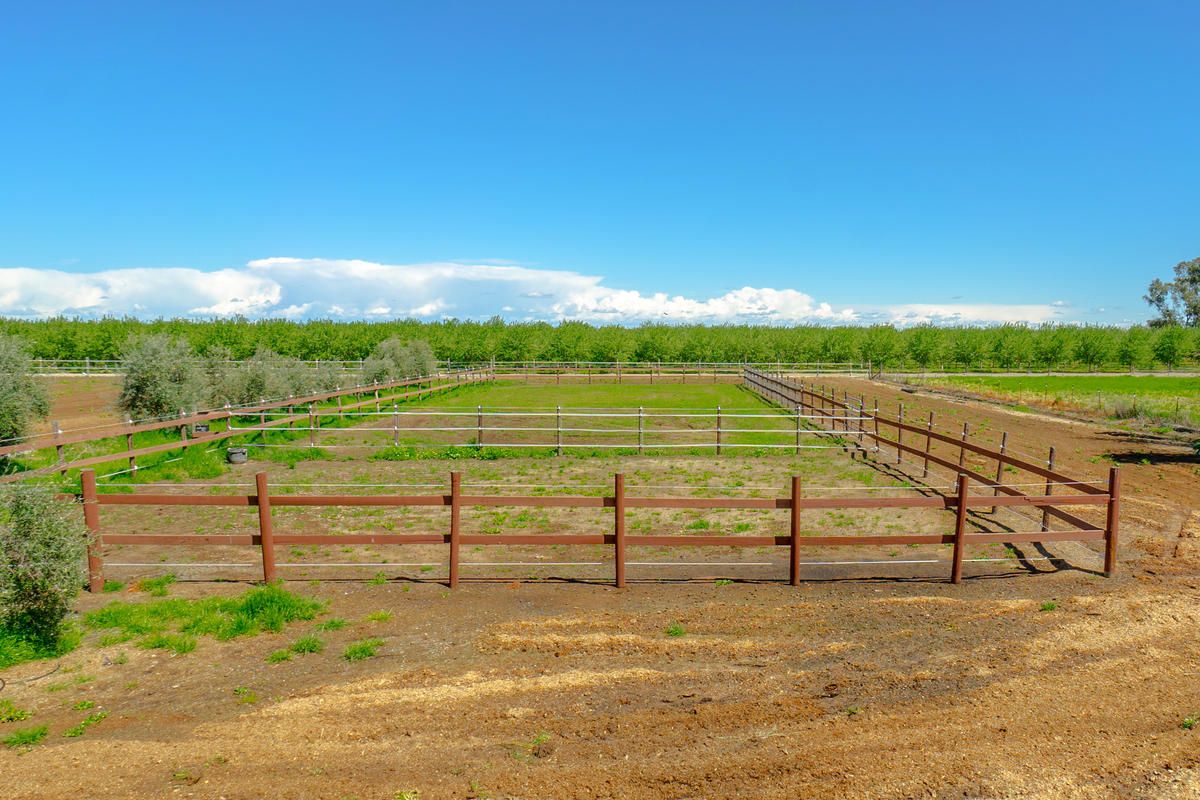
[910,374,1200,428]
[249,380,820,456]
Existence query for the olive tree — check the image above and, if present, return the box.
[0,334,50,444]
[0,486,91,647]
[361,339,438,383]
[118,335,206,420]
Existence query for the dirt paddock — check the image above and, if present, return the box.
[3,376,1199,799]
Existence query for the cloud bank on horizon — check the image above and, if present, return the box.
[0,258,1070,326]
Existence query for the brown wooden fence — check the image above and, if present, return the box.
[742,368,1120,575]
[1,369,492,483]
[76,459,1118,591]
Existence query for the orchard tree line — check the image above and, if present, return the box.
[0,317,1197,372]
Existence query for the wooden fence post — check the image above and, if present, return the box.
[873,399,880,450]
[991,431,1008,513]
[896,403,904,464]
[308,404,316,448]
[614,473,626,588]
[716,406,722,455]
[638,406,644,454]
[789,475,802,586]
[449,471,462,588]
[1104,466,1121,577]
[1040,447,1056,532]
[255,472,276,583]
[922,411,934,478]
[951,473,970,584]
[81,470,104,592]
[476,405,484,447]
[556,405,563,456]
[392,403,400,446]
[958,422,970,468]
[53,421,66,474]
[794,405,802,455]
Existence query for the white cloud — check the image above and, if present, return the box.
[0,257,1075,326]
[869,303,1068,325]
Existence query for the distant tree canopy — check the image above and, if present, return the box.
[0,317,1196,374]
[1146,257,1200,327]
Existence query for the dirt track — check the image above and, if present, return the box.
[3,377,1199,799]
[5,570,1200,800]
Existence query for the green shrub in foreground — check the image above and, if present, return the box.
[0,485,91,656]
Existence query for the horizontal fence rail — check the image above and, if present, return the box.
[75,456,1119,590]
[231,405,870,454]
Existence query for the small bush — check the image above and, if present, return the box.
[0,335,50,444]
[343,638,385,661]
[665,622,686,637]
[0,486,92,651]
[1039,601,1058,612]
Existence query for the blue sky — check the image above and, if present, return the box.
[0,1,1196,325]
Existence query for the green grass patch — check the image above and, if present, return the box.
[314,617,347,631]
[62,711,107,738]
[102,580,126,593]
[250,446,334,469]
[136,574,177,597]
[664,622,686,637]
[0,625,79,670]
[289,634,325,654]
[0,699,32,722]
[343,637,385,661]
[85,584,324,653]
[2,724,48,749]
[917,375,1200,426]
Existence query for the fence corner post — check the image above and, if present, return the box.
[255,471,276,583]
[789,475,801,586]
[81,469,104,592]
[449,471,462,588]
[951,473,970,585]
[614,473,626,588]
[1104,466,1121,577]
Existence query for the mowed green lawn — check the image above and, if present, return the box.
[916,375,1200,427]
[402,380,768,409]
[350,379,824,451]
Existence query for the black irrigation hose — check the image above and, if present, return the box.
[0,662,61,693]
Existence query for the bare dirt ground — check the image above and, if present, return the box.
[34,375,123,435]
[4,572,1200,799]
[3,377,1199,799]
